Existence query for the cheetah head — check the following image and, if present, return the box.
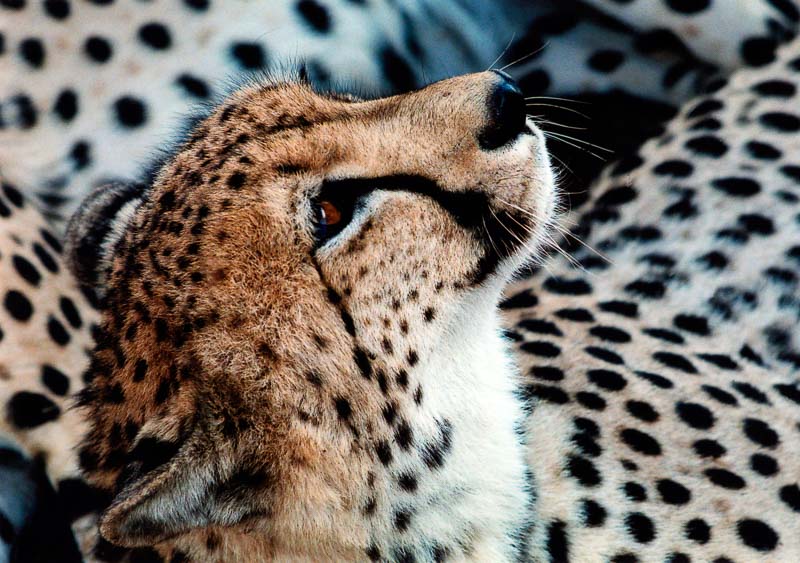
[66,71,556,559]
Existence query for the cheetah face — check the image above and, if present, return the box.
[66,71,555,554]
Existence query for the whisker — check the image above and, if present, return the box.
[525,96,591,105]
[542,130,613,153]
[543,133,608,162]
[526,103,591,120]
[499,41,550,72]
[534,118,589,131]
[487,33,517,71]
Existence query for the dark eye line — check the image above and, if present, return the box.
[311,173,494,246]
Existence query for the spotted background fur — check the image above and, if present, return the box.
[1,0,800,561]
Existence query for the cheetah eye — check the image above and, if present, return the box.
[312,184,365,245]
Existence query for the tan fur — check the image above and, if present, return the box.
[75,73,553,560]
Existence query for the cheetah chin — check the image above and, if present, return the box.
[64,71,556,562]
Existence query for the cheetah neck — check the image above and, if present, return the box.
[386,285,534,560]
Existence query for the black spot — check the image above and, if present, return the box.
[113,96,147,127]
[653,159,694,177]
[711,177,760,197]
[133,359,148,382]
[518,318,562,336]
[43,0,70,19]
[567,454,601,486]
[731,382,769,404]
[751,453,779,476]
[685,135,728,157]
[581,499,606,527]
[530,366,565,382]
[598,300,638,318]
[673,314,710,335]
[500,289,538,309]
[394,420,413,450]
[760,111,800,132]
[696,353,738,371]
[334,397,351,420]
[620,428,661,456]
[596,185,637,207]
[705,468,745,489]
[52,89,78,123]
[575,391,606,411]
[587,49,624,72]
[656,479,691,505]
[226,172,246,189]
[545,520,569,561]
[675,402,714,430]
[397,472,417,492]
[525,384,569,404]
[84,36,112,63]
[7,391,60,428]
[642,328,684,344]
[739,213,774,235]
[590,325,631,343]
[183,0,209,10]
[176,74,210,98]
[297,0,331,33]
[753,79,796,97]
[543,276,592,295]
[635,370,674,389]
[587,369,626,391]
[625,512,655,543]
[779,484,800,512]
[5,289,33,321]
[701,384,738,406]
[652,351,697,374]
[693,438,725,459]
[685,518,710,544]
[555,308,594,322]
[625,279,666,299]
[737,519,778,551]
[354,348,372,379]
[686,98,723,118]
[375,440,392,465]
[19,37,45,68]
[626,400,658,422]
[584,346,624,365]
[422,419,452,469]
[622,481,647,501]
[12,254,40,286]
[394,509,412,532]
[138,22,171,49]
[741,37,777,67]
[743,418,779,448]
[746,140,782,160]
[775,383,800,405]
[520,340,561,358]
[42,365,69,396]
[230,42,266,69]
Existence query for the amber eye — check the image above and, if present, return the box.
[319,201,342,226]
[312,181,368,247]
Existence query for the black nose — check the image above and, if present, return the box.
[478,70,527,151]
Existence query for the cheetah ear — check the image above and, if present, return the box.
[99,420,264,547]
[65,181,146,297]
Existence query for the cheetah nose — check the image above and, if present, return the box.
[478,70,528,151]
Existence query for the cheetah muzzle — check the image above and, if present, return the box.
[65,71,557,562]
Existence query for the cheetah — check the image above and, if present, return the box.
[62,70,555,562]
[2,1,800,561]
